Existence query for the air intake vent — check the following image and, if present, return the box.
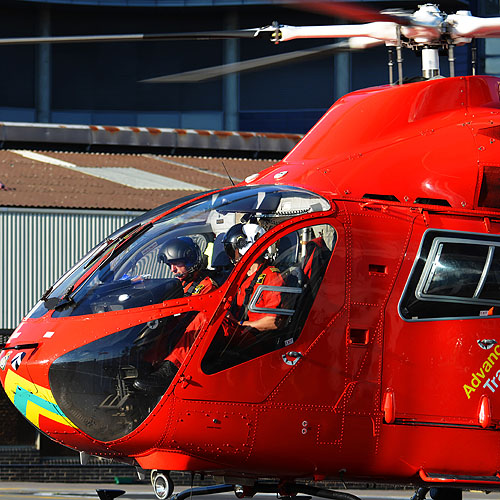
[478,126,500,140]
[362,194,400,202]
[414,198,451,207]
[478,166,500,209]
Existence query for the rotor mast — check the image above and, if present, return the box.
[402,3,444,79]
[421,47,440,79]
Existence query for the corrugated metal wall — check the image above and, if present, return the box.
[0,207,142,329]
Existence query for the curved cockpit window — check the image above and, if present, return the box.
[49,309,207,442]
[26,193,206,320]
[28,186,330,319]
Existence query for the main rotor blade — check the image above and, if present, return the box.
[278,23,400,42]
[142,38,383,83]
[447,13,500,39]
[0,29,263,46]
[283,0,414,26]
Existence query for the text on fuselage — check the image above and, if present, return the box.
[463,344,500,399]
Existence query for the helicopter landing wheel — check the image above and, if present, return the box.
[234,485,256,498]
[151,470,158,485]
[429,488,462,500]
[152,470,174,500]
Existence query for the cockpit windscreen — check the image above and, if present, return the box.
[28,185,330,319]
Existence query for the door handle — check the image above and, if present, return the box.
[478,339,497,350]
[282,351,303,366]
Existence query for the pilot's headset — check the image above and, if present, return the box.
[223,223,265,264]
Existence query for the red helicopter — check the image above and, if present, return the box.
[4,3,500,500]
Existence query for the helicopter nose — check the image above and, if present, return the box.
[0,346,79,436]
[48,318,180,442]
[0,344,132,461]
[1,299,192,449]
[0,331,165,446]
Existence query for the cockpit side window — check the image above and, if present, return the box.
[400,230,500,320]
[39,186,329,319]
[201,223,336,374]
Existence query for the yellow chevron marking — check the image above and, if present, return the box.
[4,369,77,429]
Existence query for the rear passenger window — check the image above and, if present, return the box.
[400,231,500,321]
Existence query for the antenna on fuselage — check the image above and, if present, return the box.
[221,160,235,186]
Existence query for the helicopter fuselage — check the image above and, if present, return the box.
[3,75,500,490]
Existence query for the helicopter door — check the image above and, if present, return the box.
[393,228,500,425]
[176,222,338,403]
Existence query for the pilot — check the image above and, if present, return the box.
[224,223,285,332]
[159,236,217,296]
[133,236,217,393]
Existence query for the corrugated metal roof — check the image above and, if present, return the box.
[0,148,279,328]
[0,149,276,211]
[10,150,208,191]
[1,208,141,329]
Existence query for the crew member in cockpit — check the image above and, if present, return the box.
[159,236,217,296]
[223,223,285,332]
[160,236,218,367]
[133,237,216,393]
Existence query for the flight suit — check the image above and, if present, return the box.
[236,265,284,323]
[167,272,218,367]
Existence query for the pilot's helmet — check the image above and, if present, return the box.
[223,223,265,263]
[158,236,202,278]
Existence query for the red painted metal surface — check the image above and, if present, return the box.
[4,75,500,489]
